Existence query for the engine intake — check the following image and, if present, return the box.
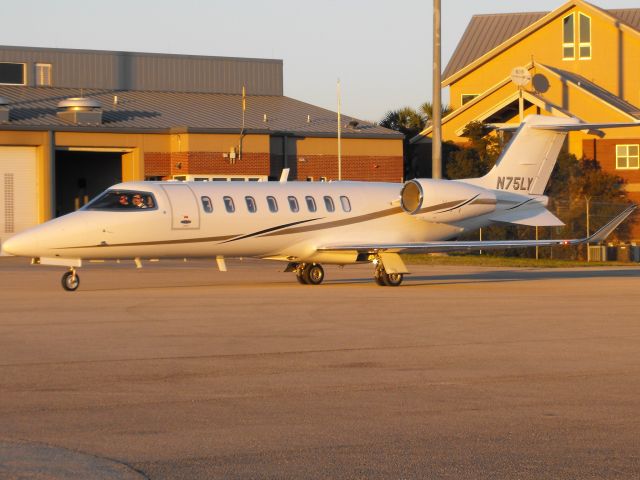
[400,178,497,223]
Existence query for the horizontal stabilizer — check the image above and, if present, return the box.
[489,208,564,227]
[533,122,640,132]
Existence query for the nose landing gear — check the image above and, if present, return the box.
[61,268,80,291]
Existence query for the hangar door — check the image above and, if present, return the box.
[0,147,38,249]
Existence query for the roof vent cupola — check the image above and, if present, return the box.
[56,97,102,125]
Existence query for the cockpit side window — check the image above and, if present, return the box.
[85,190,157,211]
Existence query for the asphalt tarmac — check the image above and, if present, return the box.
[1,256,639,479]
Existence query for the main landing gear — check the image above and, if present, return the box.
[294,263,325,285]
[61,268,80,291]
[374,264,404,287]
[288,260,405,286]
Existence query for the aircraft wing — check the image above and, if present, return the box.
[318,205,636,255]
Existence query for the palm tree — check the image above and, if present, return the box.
[419,101,453,126]
[379,107,425,135]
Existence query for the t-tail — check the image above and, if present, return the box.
[466,115,640,195]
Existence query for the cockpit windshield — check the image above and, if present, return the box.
[85,190,157,211]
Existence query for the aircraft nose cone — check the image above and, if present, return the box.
[1,235,18,256]
[1,231,38,257]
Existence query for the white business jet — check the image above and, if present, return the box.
[2,115,638,290]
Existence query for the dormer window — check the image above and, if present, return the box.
[578,13,591,60]
[562,13,575,60]
[35,63,52,86]
[0,62,26,85]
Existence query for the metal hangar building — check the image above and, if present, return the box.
[0,45,403,246]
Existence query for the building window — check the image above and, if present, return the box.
[201,196,213,213]
[35,63,52,86]
[562,13,575,60]
[0,62,26,85]
[616,145,639,170]
[267,196,278,212]
[461,94,478,105]
[223,196,235,213]
[578,13,591,59]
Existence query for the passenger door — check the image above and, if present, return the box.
[161,184,201,229]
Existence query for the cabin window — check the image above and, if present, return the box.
[267,196,278,213]
[340,196,351,212]
[305,196,317,212]
[324,196,335,212]
[616,145,639,170]
[562,13,575,60]
[288,196,299,212]
[85,190,156,211]
[461,94,478,105]
[245,196,257,213]
[0,62,26,85]
[578,13,591,59]
[201,196,213,213]
[223,196,235,213]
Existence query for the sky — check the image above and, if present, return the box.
[2,0,639,122]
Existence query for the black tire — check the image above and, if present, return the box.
[296,271,308,284]
[382,272,403,287]
[374,267,386,286]
[303,263,324,285]
[61,271,80,291]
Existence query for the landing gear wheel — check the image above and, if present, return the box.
[374,266,403,287]
[61,270,80,291]
[303,263,324,285]
[296,265,309,284]
[382,272,403,287]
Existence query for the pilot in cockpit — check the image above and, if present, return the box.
[132,194,147,208]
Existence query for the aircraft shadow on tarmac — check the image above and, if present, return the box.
[328,268,640,287]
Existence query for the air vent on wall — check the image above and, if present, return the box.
[57,97,102,125]
[0,97,9,123]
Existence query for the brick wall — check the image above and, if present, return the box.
[145,151,403,183]
[583,138,640,240]
[583,138,640,183]
[144,151,270,178]
[296,155,403,182]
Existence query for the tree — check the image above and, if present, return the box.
[445,121,500,180]
[379,107,425,136]
[419,101,453,125]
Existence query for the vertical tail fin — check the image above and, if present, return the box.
[474,115,576,195]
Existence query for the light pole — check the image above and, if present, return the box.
[432,0,442,179]
[586,195,591,261]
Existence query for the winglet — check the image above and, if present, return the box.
[587,204,637,244]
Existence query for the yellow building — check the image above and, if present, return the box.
[416,0,640,238]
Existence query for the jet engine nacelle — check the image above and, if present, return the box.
[400,178,497,223]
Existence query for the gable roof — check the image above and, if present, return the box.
[0,86,400,138]
[413,61,640,142]
[443,1,640,84]
[541,64,640,119]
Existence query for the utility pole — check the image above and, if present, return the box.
[432,0,442,179]
[337,79,342,181]
[586,195,591,261]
